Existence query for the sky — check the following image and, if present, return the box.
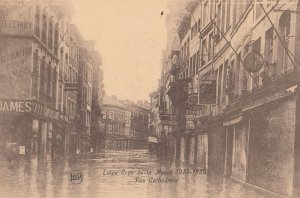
[71,0,168,101]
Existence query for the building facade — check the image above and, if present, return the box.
[0,1,73,158]
[0,0,105,159]
[156,0,300,197]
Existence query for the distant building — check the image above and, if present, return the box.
[148,90,161,151]
[102,96,150,150]
[102,95,131,150]
[126,101,150,149]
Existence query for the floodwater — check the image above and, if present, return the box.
[0,150,268,198]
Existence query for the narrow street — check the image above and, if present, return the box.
[0,150,268,198]
[1,0,300,197]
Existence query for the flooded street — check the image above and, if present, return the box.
[0,150,269,198]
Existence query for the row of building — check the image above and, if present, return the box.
[102,96,150,150]
[149,0,300,197]
[0,0,105,158]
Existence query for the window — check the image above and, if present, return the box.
[196,51,200,72]
[201,39,208,65]
[235,53,241,96]
[193,53,197,75]
[208,33,214,61]
[278,11,292,74]
[69,66,72,82]
[35,6,40,37]
[52,68,57,101]
[47,64,52,96]
[203,1,208,26]
[32,50,39,98]
[265,27,274,65]
[226,0,231,30]
[256,0,263,20]
[221,0,226,33]
[253,38,261,89]
[65,53,69,68]
[223,60,228,103]
[48,17,53,50]
[217,3,221,30]
[60,48,64,73]
[54,24,59,55]
[42,11,47,44]
[40,57,46,93]
[190,57,193,76]
[232,0,237,27]
[218,65,223,104]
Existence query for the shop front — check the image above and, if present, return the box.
[247,97,296,197]
[0,99,68,160]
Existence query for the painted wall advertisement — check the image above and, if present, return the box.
[0,38,32,99]
[0,4,33,36]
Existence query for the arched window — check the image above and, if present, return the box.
[35,6,40,37]
[278,11,292,74]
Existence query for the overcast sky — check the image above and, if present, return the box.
[71,0,167,101]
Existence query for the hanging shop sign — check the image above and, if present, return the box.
[186,120,195,130]
[243,51,264,73]
[199,75,216,105]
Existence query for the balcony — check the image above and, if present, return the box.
[226,69,297,115]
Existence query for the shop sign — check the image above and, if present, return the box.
[32,102,60,120]
[0,99,32,113]
[0,99,63,121]
[186,120,195,130]
[243,51,264,73]
[185,114,196,120]
[199,75,216,105]
[148,136,158,143]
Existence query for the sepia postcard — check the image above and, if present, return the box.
[0,0,300,197]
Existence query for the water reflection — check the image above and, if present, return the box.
[0,150,267,198]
